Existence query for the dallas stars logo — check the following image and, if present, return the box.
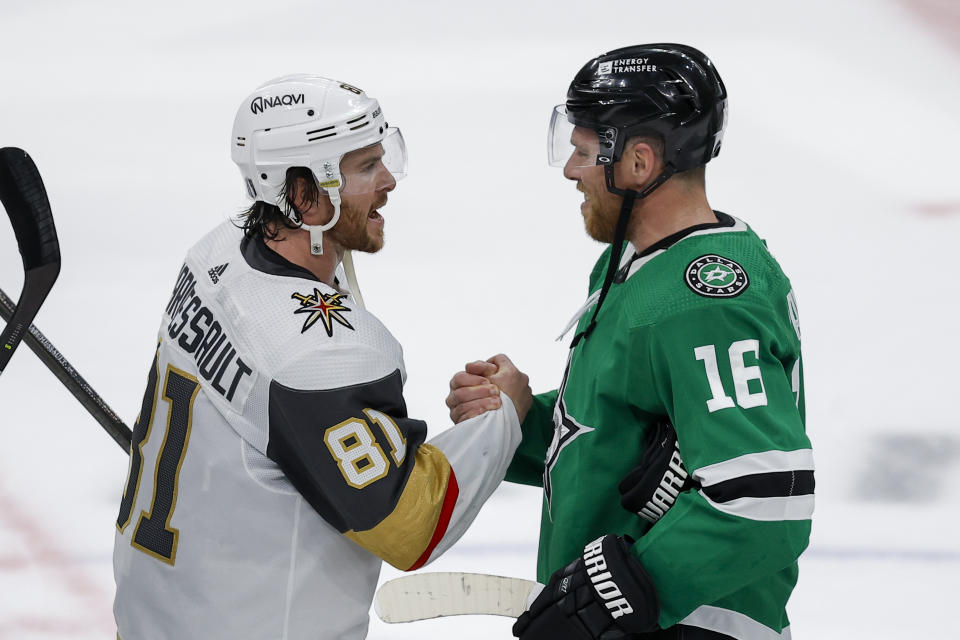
[685,254,749,298]
[291,289,354,337]
[543,355,594,517]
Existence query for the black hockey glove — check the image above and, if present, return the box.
[512,534,659,639]
[619,420,694,523]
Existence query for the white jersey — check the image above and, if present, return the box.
[113,221,521,639]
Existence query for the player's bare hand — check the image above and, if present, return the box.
[486,354,532,423]
[446,361,501,424]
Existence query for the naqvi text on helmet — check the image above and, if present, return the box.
[250,93,305,115]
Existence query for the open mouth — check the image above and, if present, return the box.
[369,196,388,224]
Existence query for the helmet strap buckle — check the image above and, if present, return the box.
[302,186,342,256]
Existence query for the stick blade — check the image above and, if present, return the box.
[0,147,60,271]
[0,148,60,373]
[374,572,542,623]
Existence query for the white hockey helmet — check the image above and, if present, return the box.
[231,74,406,254]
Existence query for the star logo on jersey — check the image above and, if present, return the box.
[543,356,595,517]
[685,254,749,298]
[291,289,354,337]
[702,265,732,283]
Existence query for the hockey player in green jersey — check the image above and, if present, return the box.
[448,44,813,640]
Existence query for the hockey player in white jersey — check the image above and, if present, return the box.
[112,75,529,639]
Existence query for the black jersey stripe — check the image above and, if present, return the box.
[701,470,815,503]
[267,369,428,532]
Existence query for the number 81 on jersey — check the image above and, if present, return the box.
[324,409,407,489]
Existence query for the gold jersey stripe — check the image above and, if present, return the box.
[345,443,452,570]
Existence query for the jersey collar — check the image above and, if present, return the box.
[617,211,743,283]
[241,234,327,283]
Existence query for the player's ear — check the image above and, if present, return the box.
[618,139,659,190]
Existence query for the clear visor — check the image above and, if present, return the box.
[380,127,408,180]
[547,105,575,167]
[547,105,608,169]
[328,127,408,195]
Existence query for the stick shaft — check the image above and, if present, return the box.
[0,286,131,451]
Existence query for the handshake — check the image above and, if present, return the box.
[445,355,533,424]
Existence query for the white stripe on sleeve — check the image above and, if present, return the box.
[693,449,814,486]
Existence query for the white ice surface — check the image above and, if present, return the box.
[1,0,959,638]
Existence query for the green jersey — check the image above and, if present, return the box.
[507,213,813,639]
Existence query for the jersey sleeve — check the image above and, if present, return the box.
[265,345,520,571]
[627,302,813,628]
[505,389,558,487]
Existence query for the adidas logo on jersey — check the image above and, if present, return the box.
[207,263,228,284]
[582,538,634,619]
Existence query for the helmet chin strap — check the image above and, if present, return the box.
[340,250,365,309]
[570,164,676,347]
[303,188,341,256]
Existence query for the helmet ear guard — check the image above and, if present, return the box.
[307,163,342,255]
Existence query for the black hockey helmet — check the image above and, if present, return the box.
[549,43,728,175]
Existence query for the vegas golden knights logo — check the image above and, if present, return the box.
[292,289,354,337]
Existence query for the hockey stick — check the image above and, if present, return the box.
[374,572,544,623]
[0,147,132,452]
[0,286,132,452]
[0,147,60,375]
